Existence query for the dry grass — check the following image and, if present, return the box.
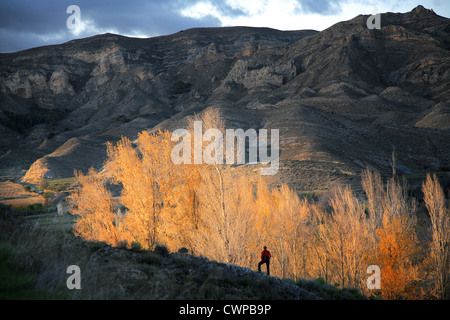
[0,211,325,300]
[0,181,44,206]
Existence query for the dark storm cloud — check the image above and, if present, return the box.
[0,1,65,33]
[0,0,227,53]
[0,0,345,53]
[68,0,225,36]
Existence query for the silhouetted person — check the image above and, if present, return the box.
[258,246,271,275]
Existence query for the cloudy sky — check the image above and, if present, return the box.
[1,0,449,53]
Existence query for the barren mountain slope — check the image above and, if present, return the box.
[1,5,449,191]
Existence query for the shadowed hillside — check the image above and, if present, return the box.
[0,213,369,300]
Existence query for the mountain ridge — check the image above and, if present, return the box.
[0,5,449,191]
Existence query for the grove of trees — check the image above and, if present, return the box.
[69,108,449,299]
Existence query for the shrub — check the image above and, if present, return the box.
[86,240,107,252]
[39,179,50,191]
[130,241,143,252]
[141,252,163,266]
[178,247,189,254]
[27,203,44,213]
[116,240,129,249]
[42,191,53,203]
[154,244,169,257]
[0,241,64,299]
[295,278,366,300]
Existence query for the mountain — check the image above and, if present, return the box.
[1,5,449,191]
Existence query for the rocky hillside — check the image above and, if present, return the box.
[0,5,449,191]
[0,212,368,300]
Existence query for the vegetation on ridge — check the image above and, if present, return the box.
[68,109,449,300]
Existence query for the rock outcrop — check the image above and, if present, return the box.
[0,6,449,190]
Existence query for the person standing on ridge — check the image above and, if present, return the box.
[258,246,271,275]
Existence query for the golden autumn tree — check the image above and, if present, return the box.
[185,107,263,266]
[253,176,274,249]
[360,168,423,299]
[105,135,157,249]
[185,107,230,261]
[70,129,202,252]
[204,174,258,267]
[328,185,370,290]
[368,174,420,299]
[422,173,450,299]
[270,184,310,280]
[138,129,201,251]
[376,213,420,299]
[69,105,449,296]
[70,167,121,246]
[307,202,332,283]
[361,168,385,248]
[164,162,202,251]
[104,130,202,251]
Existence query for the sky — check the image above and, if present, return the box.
[0,0,449,53]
